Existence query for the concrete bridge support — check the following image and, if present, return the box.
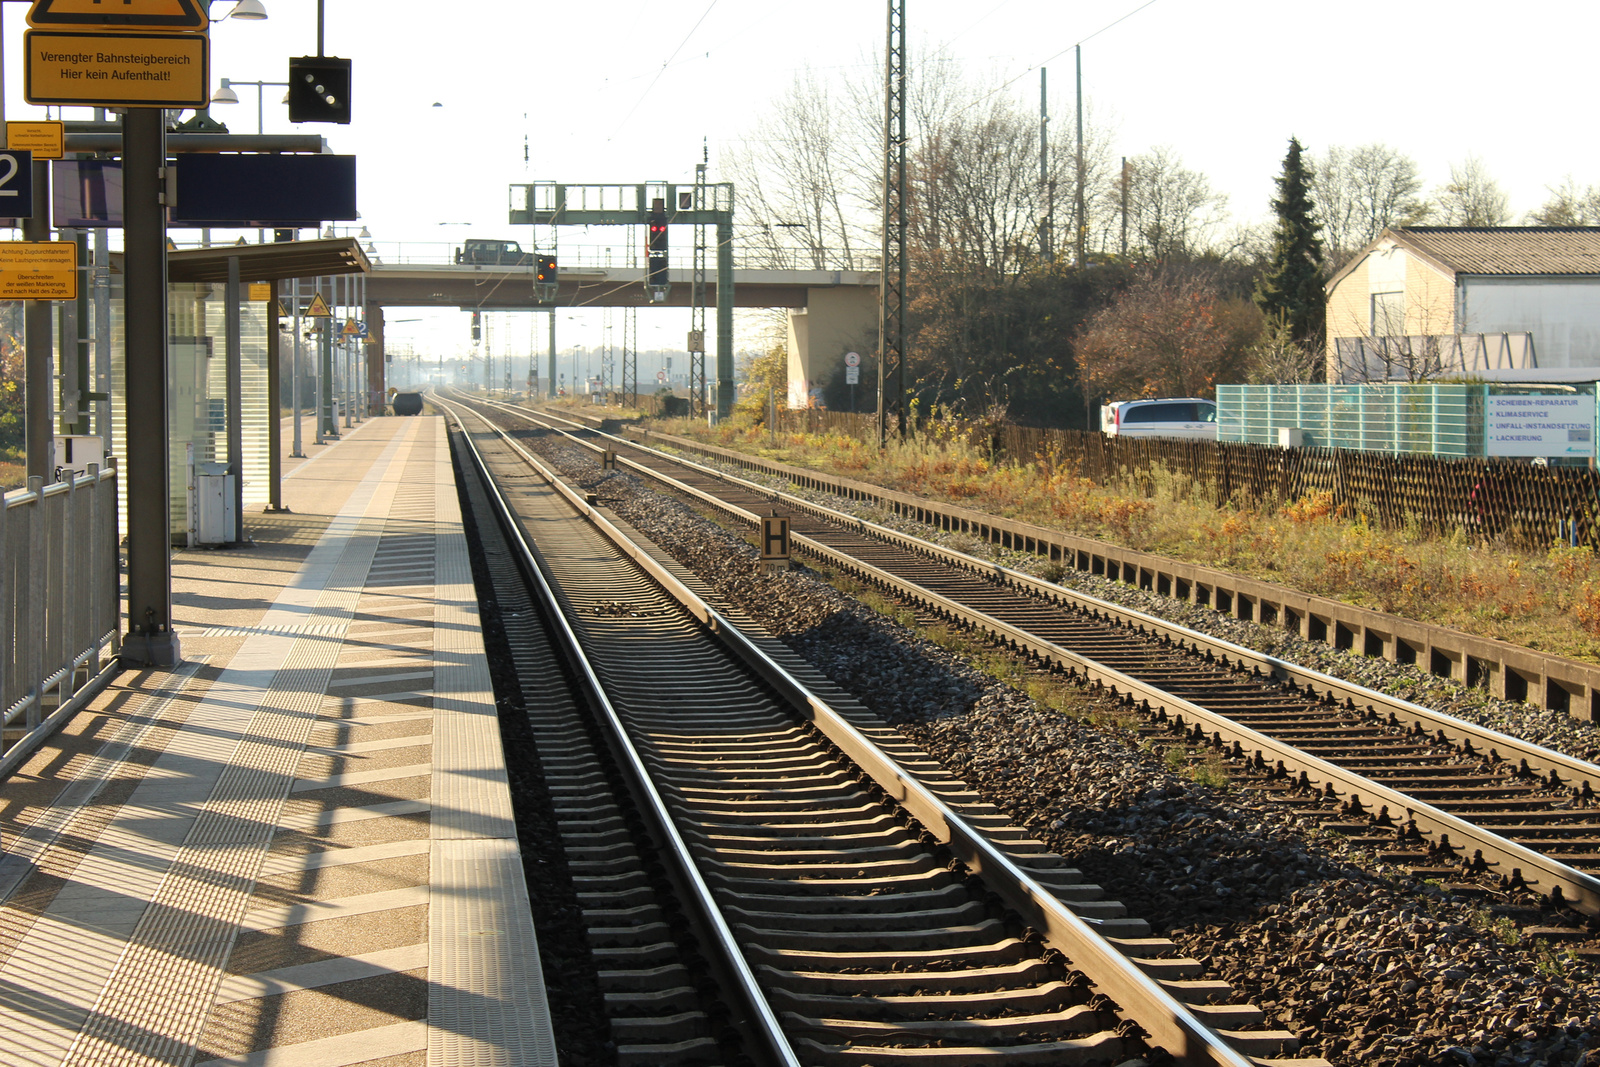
[786,286,879,409]
[366,304,386,411]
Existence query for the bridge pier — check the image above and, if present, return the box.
[367,303,386,412]
[786,287,879,410]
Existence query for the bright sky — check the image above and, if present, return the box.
[5,0,1596,364]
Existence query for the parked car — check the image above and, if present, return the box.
[455,239,531,266]
[1100,397,1218,441]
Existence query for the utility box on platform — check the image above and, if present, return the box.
[195,462,236,546]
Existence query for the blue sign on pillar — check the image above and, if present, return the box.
[0,151,34,218]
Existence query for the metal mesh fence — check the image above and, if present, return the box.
[766,408,1600,551]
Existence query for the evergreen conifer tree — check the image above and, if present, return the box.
[1255,138,1327,356]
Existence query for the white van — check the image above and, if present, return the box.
[1100,398,1218,441]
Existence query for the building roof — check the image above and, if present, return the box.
[1334,226,1600,287]
[1395,226,1600,276]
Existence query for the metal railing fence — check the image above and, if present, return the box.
[1,463,121,778]
[749,409,1600,551]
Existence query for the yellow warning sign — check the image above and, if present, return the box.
[275,300,289,317]
[341,318,359,336]
[0,241,78,300]
[27,0,208,33]
[6,121,64,159]
[247,282,271,301]
[25,31,209,108]
[305,292,332,317]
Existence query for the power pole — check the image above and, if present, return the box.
[691,146,708,419]
[1039,68,1051,263]
[877,0,908,446]
[1075,44,1086,267]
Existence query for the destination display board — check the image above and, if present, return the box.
[0,241,78,300]
[25,30,208,107]
[1486,392,1596,459]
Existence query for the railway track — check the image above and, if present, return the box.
[470,396,1600,921]
[441,396,1318,1066]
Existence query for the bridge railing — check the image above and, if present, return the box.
[366,241,880,274]
[0,464,121,778]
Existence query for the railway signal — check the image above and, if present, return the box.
[470,310,480,342]
[536,253,557,302]
[287,56,352,124]
[646,197,668,300]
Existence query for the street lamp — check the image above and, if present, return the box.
[211,77,291,135]
[225,0,270,19]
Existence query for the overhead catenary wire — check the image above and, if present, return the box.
[946,0,1161,120]
[609,0,721,138]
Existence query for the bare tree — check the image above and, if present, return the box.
[1245,318,1321,384]
[1429,155,1511,226]
[723,69,877,271]
[1525,177,1600,224]
[910,93,1046,281]
[1121,147,1228,259]
[1312,143,1425,264]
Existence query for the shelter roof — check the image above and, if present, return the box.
[161,238,370,283]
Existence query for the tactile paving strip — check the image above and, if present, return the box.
[58,425,421,1067]
[428,423,557,1066]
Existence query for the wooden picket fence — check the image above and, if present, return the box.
[769,409,1599,550]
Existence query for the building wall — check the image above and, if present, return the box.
[1326,242,1456,379]
[1325,253,1371,367]
[1406,254,1457,336]
[1460,276,1600,369]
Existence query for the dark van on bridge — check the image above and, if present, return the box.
[455,239,531,267]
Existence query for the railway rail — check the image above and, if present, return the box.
[441,395,1318,1066]
[469,396,1600,921]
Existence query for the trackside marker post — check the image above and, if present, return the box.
[762,512,790,574]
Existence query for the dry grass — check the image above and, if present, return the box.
[0,455,24,494]
[656,414,1600,664]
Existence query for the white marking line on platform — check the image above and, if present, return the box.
[281,416,382,481]
[304,734,432,757]
[279,799,431,832]
[325,670,434,690]
[290,763,432,792]
[242,886,428,932]
[327,710,434,727]
[260,838,429,877]
[214,944,429,1005]
[320,691,432,708]
[194,1019,426,1067]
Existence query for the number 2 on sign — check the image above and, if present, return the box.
[0,154,20,197]
[0,150,32,209]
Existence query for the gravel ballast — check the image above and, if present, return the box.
[521,429,1600,1067]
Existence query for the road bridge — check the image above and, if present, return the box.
[363,261,879,409]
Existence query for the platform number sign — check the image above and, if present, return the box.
[0,151,34,218]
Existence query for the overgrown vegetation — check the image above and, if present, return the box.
[659,411,1600,663]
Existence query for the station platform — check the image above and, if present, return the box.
[0,416,557,1066]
